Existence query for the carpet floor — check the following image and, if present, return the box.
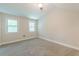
[0,38,79,56]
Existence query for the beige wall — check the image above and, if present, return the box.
[0,12,37,44]
[0,13,2,43]
[39,8,79,48]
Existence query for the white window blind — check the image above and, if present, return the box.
[8,19,17,32]
[29,21,35,32]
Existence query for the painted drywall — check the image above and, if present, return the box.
[39,7,79,48]
[0,12,37,44]
[0,13,2,43]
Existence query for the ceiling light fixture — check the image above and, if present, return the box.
[38,3,43,11]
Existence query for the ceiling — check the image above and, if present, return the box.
[0,3,54,20]
[0,3,79,20]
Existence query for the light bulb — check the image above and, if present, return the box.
[38,4,43,8]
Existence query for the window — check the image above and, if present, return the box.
[29,21,35,32]
[8,19,17,32]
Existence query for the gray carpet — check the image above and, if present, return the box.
[0,38,79,56]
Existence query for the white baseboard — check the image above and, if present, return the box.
[0,37,36,46]
[39,36,79,51]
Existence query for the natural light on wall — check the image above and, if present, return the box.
[8,19,17,32]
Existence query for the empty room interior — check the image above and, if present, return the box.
[1,3,79,56]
